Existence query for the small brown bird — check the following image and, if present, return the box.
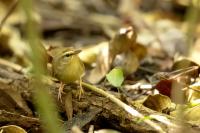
[51,47,85,100]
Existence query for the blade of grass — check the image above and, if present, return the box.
[19,0,64,133]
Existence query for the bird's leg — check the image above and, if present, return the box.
[76,77,84,100]
[58,82,65,102]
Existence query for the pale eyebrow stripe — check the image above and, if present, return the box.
[62,51,74,57]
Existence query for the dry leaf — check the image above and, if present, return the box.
[143,94,172,112]
[132,42,147,60]
[0,28,12,56]
[184,104,200,122]
[113,51,139,75]
[0,88,32,116]
[85,47,109,84]
[78,42,108,65]
[0,125,27,133]
[109,26,137,64]
[86,26,147,83]
[94,129,120,133]
[71,126,84,133]
[172,58,199,70]
[152,66,199,98]
[186,82,200,102]
[64,91,73,120]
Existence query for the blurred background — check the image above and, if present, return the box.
[0,0,199,67]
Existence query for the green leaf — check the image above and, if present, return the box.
[106,67,124,87]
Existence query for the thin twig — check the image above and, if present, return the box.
[0,0,18,32]
[0,58,23,72]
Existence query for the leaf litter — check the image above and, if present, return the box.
[0,0,200,132]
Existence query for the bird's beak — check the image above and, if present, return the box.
[62,49,82,57]
[73,49,82,55]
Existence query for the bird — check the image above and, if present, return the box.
[50,47,85,101]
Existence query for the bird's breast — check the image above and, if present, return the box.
[53,56,84,84]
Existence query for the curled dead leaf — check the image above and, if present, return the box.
[143,94,172,112]
[0,125,27,133]
[172,58,199,71]
[113,51,139,75]
[85,46,109,84]
[86,26,147,83]
[109,26,137,64]
[131,42,147,60]
[79,42,108,65]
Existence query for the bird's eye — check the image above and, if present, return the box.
[65,54,71,57]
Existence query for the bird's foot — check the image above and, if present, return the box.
[58,82,65,102]
[77,87,84,100]
[76,79,84,100]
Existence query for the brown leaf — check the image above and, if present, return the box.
[143,94,172,112]
[85,46,109,84]
[0,125,27,133]
[109,26,137,64]
[0,88,32,116]
[172,58,199,71]
[64,91,73,120]
[113,50,139,75]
